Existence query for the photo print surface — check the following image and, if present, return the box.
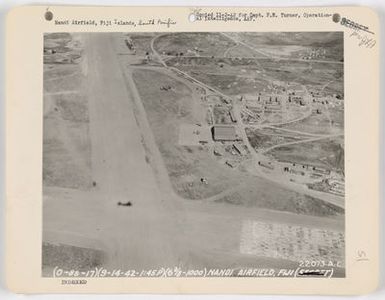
[42,32,345,278]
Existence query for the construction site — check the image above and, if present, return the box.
[42,32,345,277]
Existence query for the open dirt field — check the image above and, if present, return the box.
[132,68,244,199]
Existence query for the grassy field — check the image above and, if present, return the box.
[167,57,265,77]
[256,45,308,57]
[278,110,343,135]
[237,32,343,61]
[44,70,83,93]
[42,242,105,276]
[268,137,344,174]
[225,44,267,58]
[329,106,344,130]
[245,128,302,150]
[258,60,343,88]
[262,111,285,124]
[155,33,236,57]
[182,72,269,96]
[213,105,233,124]
[44,64,79,79]
[43,34,92,190]
[168,55,343,98]
[44,33,72,50]
[238,32,342,46]
[129,33,157,55]
[44,33,82,64]
[324,80,344,97]
[250,127,313,138]
[43,92,92,190]
[215,184,344,217]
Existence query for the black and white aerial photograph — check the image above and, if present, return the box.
[42,32,345,278]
